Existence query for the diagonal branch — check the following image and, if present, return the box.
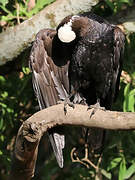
[0,0,97,66]
[9,104,135,180]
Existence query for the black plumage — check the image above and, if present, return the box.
[29,13,125,167]
[53,13,125,109]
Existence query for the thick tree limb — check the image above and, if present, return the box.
[9,104,135,180]
[0,0,98,66]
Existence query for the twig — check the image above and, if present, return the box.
[16,3,20,24]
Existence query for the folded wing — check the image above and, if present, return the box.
[29,29,69,168]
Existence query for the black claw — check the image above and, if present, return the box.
[64,105,67,115]
[88,99,106,118]
[64,98,75,115]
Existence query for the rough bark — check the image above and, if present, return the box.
[0,0,98,66]
[9,104,135,180]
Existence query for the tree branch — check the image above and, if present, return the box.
[0,0,98,66]
[1,0,135,66]
[9,104,135,180]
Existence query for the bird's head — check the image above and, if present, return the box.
[57,15,79,43]
[52,15,88,66]
[57,15,88,43]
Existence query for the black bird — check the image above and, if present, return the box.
[29,12,125,167]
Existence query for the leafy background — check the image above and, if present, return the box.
[0,0,135,179]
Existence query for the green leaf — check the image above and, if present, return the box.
[107,157,122,171]
[101,169,112,179]
[0,75,6,83]
[7,107,14,113]
[0,150,3,155]
[0,4,11,14]
[1,91,8,98]
[0,118,4,130]
[0,135,4,142]
[124,163,135,179]
[0,102,7,108]
[129,89,135,96]
[123,84,130,112]
[27,0,55,17]
[22,67,30,75]
[105,0,115,10]
[124,83,130,97]
[119,158,127,180]
[118,0,131,4]
[0,0,8,6]
[128,94,135,112]
[123,85,135,112]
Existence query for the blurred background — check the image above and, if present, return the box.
[0,0,135,179]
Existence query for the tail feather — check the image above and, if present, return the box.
[49,133,65,168]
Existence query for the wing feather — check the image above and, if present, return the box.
[29,29,69,168]
[113,26,125,100]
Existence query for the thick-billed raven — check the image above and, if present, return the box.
[29,12,125,167]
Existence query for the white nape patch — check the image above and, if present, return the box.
[58,25,76,43]
[58,15,79,43]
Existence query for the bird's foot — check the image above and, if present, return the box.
[88,100,105,118]
[64,97,75,114]
[57,98,75,115]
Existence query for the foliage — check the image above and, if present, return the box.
[0,0,135,180]
[93,0,134,17]
[105,0,133,13]
[0,0,55,29]
[123,83,135,112]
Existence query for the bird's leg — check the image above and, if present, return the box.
[88,98,105,118]
[57,90,76,114]
[64,90,76,114]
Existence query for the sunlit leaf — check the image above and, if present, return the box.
[22,67,30,75]
[7,107,14,113]
[128,94,135,112]
[129,89,135,96]
[0,118,4,130]
[107,157,122,171]
[101,169,112,179]
[124,163,135,179]
[0,0,8,6]
[119,158,127,180]
[123,83,130,112]
[0,102,7,108]
[0,75,6,83]
[123,84,135,112]
[119,0,131,4]
[0,150,3,155]
[1,91,8,98]
[0,135,4,142]
[27,0,55,17]
[105,0,115,10]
